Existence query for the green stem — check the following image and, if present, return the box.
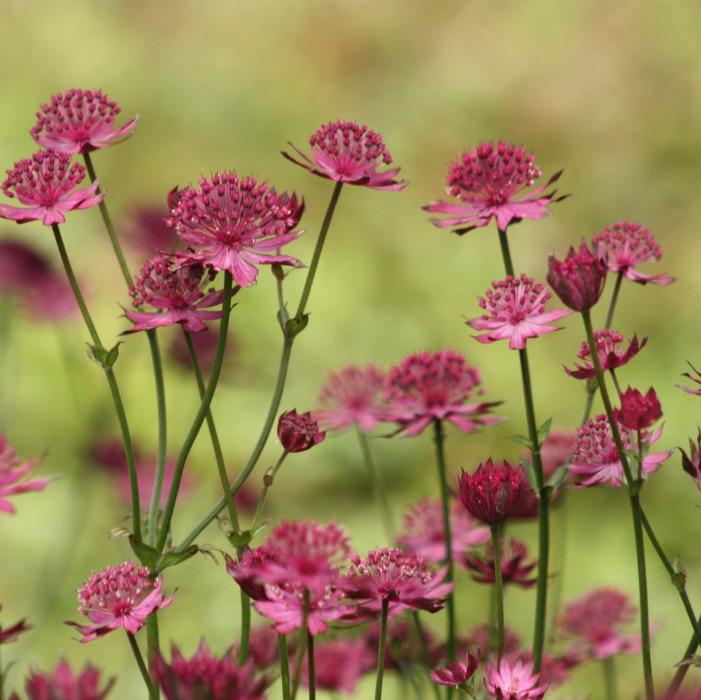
[238,587,251,665]
[279,634,292,700]
[127,632,157,699]
[603,656,616,700]
[307,630,316,700]
[374,599,389,700]
[147,332,167,547]
[290,594,310,700]
[356,428,394,539]
[491,526,505,660]
[666,626,701,698]
[145,613,160,699]
[497,228,515,276]
[251,452,289,533]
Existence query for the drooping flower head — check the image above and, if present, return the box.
[168,173,304,287]
[31,89,137,155]
[0,604,31,645]
[678,362,701,396]
[124,255,225,334]
[430,651,479,689]
[315,364,388,433]
[385,350,500,437]
[68,562,173,642]
[564,329,647,380]
[282,120,406,191]
[592,221,675,286]
[680,430,701,491]
[569,415,671,488]
[277,410,326,453]
[558,587,640,659]
[396,497,489,564]
[459,459,532,526]
[484,657,548,699]
[613,387,662,431]
[0,435,50,515]
[0,150,102,226]
[300,638,374,694]
[24,658,115,700]
[468,274,570,350]
[547,243,606,312]
[423,141,565,234]
[462,538,537,589]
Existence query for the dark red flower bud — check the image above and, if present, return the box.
[277,409,325,453]
[547,243,606,312]
[613,387,662,431]
[680,430,701,491]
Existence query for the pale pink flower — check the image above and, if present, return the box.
[564,329,646,380]
[68,562,173,642]
[24,658,115,700]
[678,362,701,396]
[31,89,137,155]
[430,651,479,688]
[569,415,671,488]
[424,141,564,234]
[0,151,102,226]
[0,604,31,645]
[462,538,537,589]
[396,497,489,563]
[315,364,388,433]
[515,650,580,688]
[123,255,225,333]
[301,638,374,694]
[592,221,675,286]
[484,657,548,699]
[282,120,406,191]
[468,275,570,349]
[385,350,500,437]
[0,435,50,515]
[168,173,303,287]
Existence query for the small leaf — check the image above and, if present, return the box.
[285,313,309,338]
[108,527,131,539]
[676,654,701,669]
[537,417,553,443]
[129,536,159,570]
[158,545,199,572]
[228,529,253,549]
[547,465,570,490]
[508,434,532,449]
[87,342,122,370]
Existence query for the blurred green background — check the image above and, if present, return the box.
[1,0,701,697]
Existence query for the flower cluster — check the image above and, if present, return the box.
[21,659,116,700]
[564,329,646,379]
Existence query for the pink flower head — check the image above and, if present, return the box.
[314,364,388,433]
[224,548,280,602]
[678,362,701,396]
[592,221,675,286]
[459,459,532,526]
[0,435,51,515]
[423,141,565,234]
[124,202,178,257]
[68,562,173,642]
[564,329,647,380]
[155,641,267,700]
[468,274,570,350]
[277,410,326,453]
[396,497,489,564]
[0,604,31,645]
[613,387,662,431]
[681,430,701,491]
[25,658,115,700]
[430,651,479,688]
[168,172,304,287]
[282,120,406,191]
[547,243,607,312]
[385,350,501,437]
[343,547,452,614]
[0,150,102,226]
[462,538,537,589]
[569,415,672,488]
[123,255,225,334]
[515,650,580,688]
[558,587,640,659]
[484,657,548,699]
[301,638,374,694]
[31,89,137,155]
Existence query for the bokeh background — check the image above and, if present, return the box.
[2,0,701,697]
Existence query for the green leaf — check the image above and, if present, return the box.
[158,545,199,572]
[508,433,532,449]
[547,465,570,490]
[228,529,253,549]
[285,313,309,338]
[129,536,159,570]
[676,654,701,669]
[537,417,553,443]
[87,342,122,370]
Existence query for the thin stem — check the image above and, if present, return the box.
[666,626,701,698]
[307,630,316,700]
[127,632,157,700]
[497,228,515,276]
[604,272,625,329]
[145,614,160,700]
[603,656,616,700]
[290,594,310,700]
[491,527,505,660]
[356,428,394,539]
[251,452,289,533]
[278,634,292,700]
[238,587,251,665]
[374,599,389,700]
[147,332,168,546]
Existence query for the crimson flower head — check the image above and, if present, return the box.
[423,141,564,234]
[224,547,280,602]
[67,562,173,642]
[24,659,115,700]
[613,387,662,431]
[277,410,326,453]
[459,459,532,526]
[680,430,701,491]
[430,652,479,689]
[0,604,31,645]
[592,220,675,286]
[565,329,646,380]
[385,350,500,437]
[301,638,374,694]
[462,538,537,589]
[124,256,225,334]
[678,362,701,396]
[0,435,51,515]
[31,89,137,155]
[168,172,303,287]
[315,364,388,433]
[282,120,406,191]
[547,243,606,312]
[0,150,102,226]
[468,274,570,350]
[484,657,548,699]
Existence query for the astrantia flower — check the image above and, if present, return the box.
[547,243,607,312]
[396,497,489,564]
[678,362,701,396]
[569,415,671,488]
[423,141,564,234]
[484,657,548,699]
[680,430,701,491]
[315,364,388,433]
[0,605,31,644]
[462,538,537,589]
[613,387,662,431]
[592,221,675,286]
[385,350,500,437]
[0,435,50,515]
[168,173,304,287]
[0,150,102,226]
[31,89,137,155]
[430,652,479,688]
[277,410,326,453]
[68,562,173,642]
[224,547,280,602]
[24,658,115,700]
[564,329,647,380]
[343,547,452,614]
[558,588,640,660]
[301,638,374,694]
[123,255,225,334]
[282,120,406,191]
[468,274,570,350]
